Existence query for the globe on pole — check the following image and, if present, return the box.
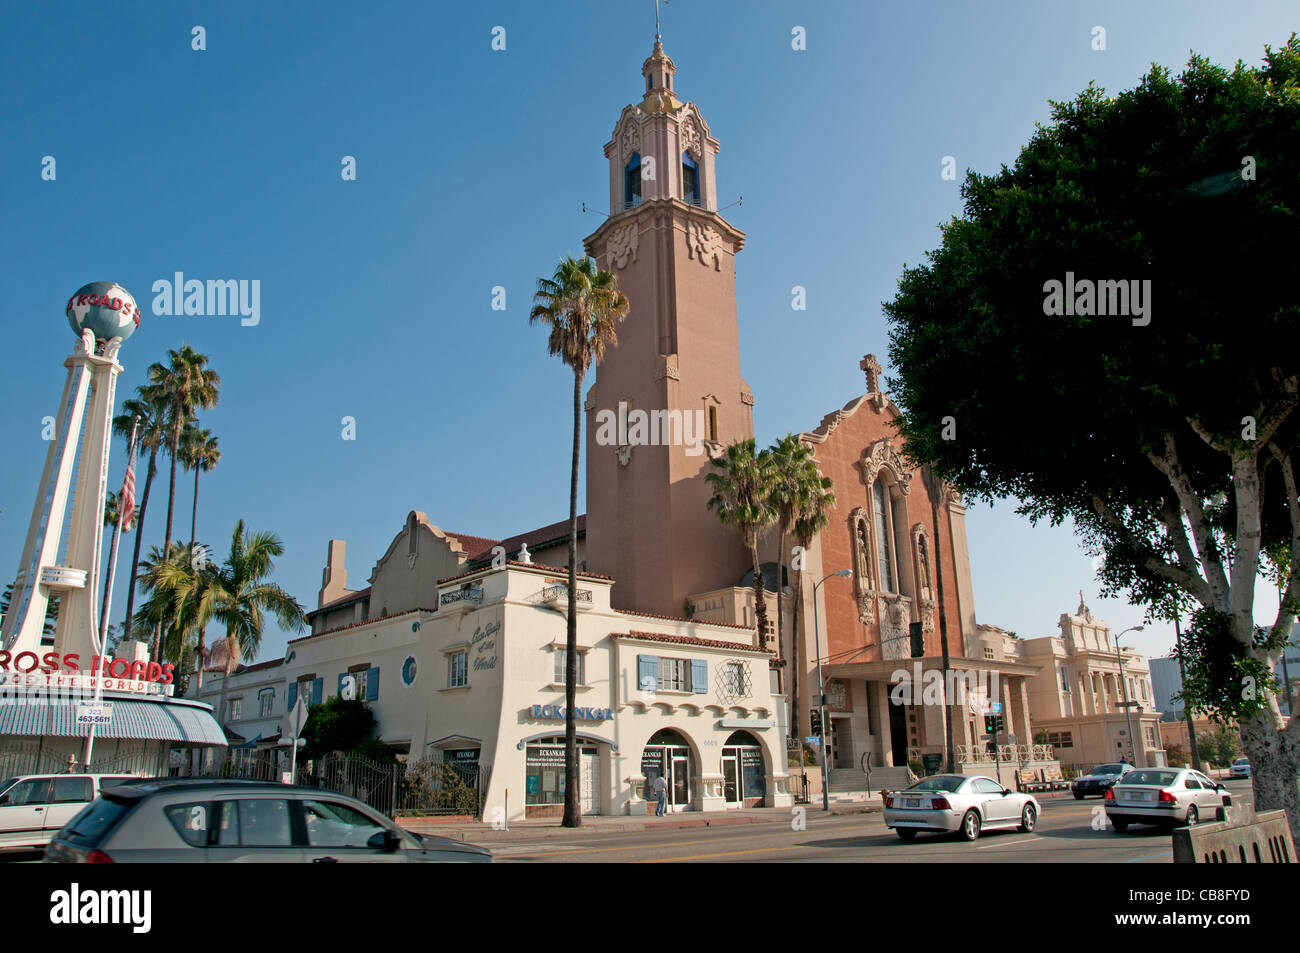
[65,282,140,344]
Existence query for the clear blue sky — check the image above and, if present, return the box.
[1,1,1294,664]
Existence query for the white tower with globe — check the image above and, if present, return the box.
[1,282,141,660]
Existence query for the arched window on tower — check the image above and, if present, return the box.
[625,153,643,210]
[872,480,898,593]
[682,151,700,206]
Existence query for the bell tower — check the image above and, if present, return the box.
[584,40,753,616]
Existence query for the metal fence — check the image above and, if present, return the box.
[0,740,170,778]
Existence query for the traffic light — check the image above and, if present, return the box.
[984,714,1004,735]
[909,622,924,658]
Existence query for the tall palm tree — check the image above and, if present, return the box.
[147,346,221,571]
[530,255,629,828]
[132,542,196,665]
[113,391,168,647]
[790,468,836,746]
[707,438,775,641]
[768,434,835,742]
[180,423,221,547]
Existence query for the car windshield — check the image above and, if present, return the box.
[907,775,967,793]
[1093,764,1126,775]
[1233,758,1249,765]
[1122,770,1180,787]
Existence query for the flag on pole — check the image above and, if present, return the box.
[120,429,139,531]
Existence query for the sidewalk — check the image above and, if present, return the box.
[398,803,877,842]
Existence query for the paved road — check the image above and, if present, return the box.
[488,781,1255,864]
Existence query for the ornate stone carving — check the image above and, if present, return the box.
[879,595,910,659]
[740,388,754,406]
[655,353,679,381]
[860,439,913,494]
[615,444,633,467]
[680,116,702,158]
[686,220,724,270]
[608,222,639,269]
[620,118,641,159]
[860,354,887,412]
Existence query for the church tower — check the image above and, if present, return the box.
[584,40,753,616]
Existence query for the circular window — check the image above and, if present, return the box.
[402,656,418,686]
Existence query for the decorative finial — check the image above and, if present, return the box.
[860,354,882,394]
[518,542,532,565]
[1077,589,1092,619]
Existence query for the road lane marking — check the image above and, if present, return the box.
[499,819,869,859]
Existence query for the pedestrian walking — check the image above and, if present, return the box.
[654,771,669,816]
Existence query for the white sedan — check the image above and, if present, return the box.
[1105,767,1229,831]
[883,774,1041,841]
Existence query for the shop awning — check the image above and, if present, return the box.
[0,693,226,746]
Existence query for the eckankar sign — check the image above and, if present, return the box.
[529,704,613,723]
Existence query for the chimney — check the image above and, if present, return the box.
[318,539,349,608]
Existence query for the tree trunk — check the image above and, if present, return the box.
[751,544,768,642]
[776,528,786,696]
[163,431,178,557]
[122,446,158,644]
[790,564,802,746]
[562,369,583,828]
[1237,702,1300,842]
[100,520,121,648]
[190,465,200,549]
[929,484,956,774]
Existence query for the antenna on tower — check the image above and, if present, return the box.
[654,0,669,41]
[719,195,743,212]
[582,201,610,218]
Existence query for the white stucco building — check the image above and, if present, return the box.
[282,513,792,820]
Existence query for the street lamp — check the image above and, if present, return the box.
[812,569,852,811]
[1115,625,1145,767]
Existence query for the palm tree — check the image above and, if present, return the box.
[180,423,221,547]
[707,438,775,641]
[147,346,221,571]
[113,391,168,647]
[768,434,835,742]
[132,542,196,665]
[530,255,629,828]
[790,467,836,746]
[194,521,306,724]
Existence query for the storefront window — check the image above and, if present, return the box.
[642,728,693,808]
[721,730,765,803]
[525,738,597,807]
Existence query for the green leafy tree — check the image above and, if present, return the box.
[883,38,1300,835]
[301,696,378,759]
[529,255,629,828]
[707,439,775,641]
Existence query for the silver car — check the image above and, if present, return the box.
[884,774,1041,841]
[1105,767,1229,831]
[44,778,492,863]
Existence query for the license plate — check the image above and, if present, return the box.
[1128,791,1151,803]
[905,798,920,808]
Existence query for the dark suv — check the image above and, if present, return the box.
[1072,762,1134,799]
[45,778,491,863]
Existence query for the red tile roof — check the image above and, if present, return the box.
[444,532,502,557]
[613,631,771,653]
[620,607,754,630]
[464,515,587,564]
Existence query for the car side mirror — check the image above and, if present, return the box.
[1001,789,1010,796]
[367,829,403,852]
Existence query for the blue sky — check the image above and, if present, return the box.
[1,1,1295,663]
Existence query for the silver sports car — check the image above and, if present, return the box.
[883,774,1041,841]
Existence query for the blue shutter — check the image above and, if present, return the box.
[338,673,347,697]
[287,682,297,711]
[367,667,380,700]
[690,659,708,693]
[637,655,658,693]
[311,677,323,705]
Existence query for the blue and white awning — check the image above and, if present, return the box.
[0,693,225,746]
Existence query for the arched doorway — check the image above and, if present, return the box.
[524,735,602,817]
[721,730,766,807]
[642,729,693,812]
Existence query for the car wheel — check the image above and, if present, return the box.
[1073,792,1085,800]
[1110,819,1129,833]
[1018,804,1037,833]
[1185,804,1199,827]
[896,829,917,841]
[959,810,982,841]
